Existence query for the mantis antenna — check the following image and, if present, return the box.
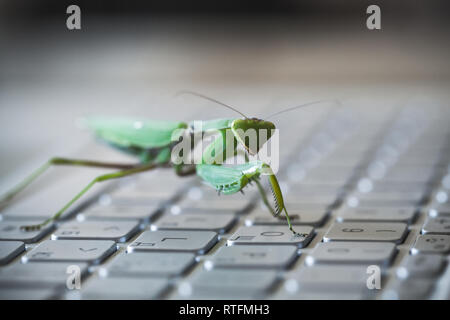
[263,99,341,120]
[175,90,249,119]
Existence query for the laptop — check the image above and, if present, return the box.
[1,0,449,301]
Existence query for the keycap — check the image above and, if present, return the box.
[382,279,435,300]
[174,199,250,214]
[178,269,278,298]
[286,265,372,293]
[0,262,88,287]
[245,209,329,227]
[396,254,445,279]
[204,245,298,269]
[0,288,58,300]
[101,252,195,277]
[324,222,408,243]
[428,207,450,218]
[352,191,425,206]
[0,220,54,243]
[77,204,162,222]
[51,220,141,242]
[108,186,176,203]
[422,217,450,235]
[23,240,116,264]
[151,213,237,233]
[273,289,366,300]
[283,193,338,207]
[336,207,417,224]
[227,226,314,248]
[411,234,450,254]
[172,290,254,300]
[379,166,434,184]
[305,242,396,267]
[127,230,218,254]
[299,168,351,186]
[0,241,25,265]
[80,277,169,299]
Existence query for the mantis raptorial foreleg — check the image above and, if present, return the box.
[20,163,158,231]
[0,157,139,210]
[254,174,301,236]
[253,178,280,218]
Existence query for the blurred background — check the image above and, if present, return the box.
[0,0,449,183]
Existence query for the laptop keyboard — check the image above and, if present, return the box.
[1,104,450,300]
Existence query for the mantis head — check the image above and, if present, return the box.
[231,118,276,156]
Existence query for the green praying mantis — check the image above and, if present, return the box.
[0,92,333,235]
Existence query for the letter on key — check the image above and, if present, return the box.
[411,235,450,254]
[305,241,396,267]
[324,222,408,243]
[23,240,116,264]
[51,220,141,242]
[102,252,196,277]
[205,245,298,269]
[127,230,218,254]
[227,226,314,247]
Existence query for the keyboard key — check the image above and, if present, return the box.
[324,222,408,243]
[205,245,298,269]
[428,207,450,218]
[0,220,54,243]
[422,217,450,235]
[151,213,237,233]
[127,230,218,254]
[101,252,195,277]
[305,242,396,267]
[273,289,366,300]
[173,199,251,214]
[51,220,141,242]
[0,241,25,265]
[0,262,89,287]
[351,191,425,207]
[108,186,177,203]
[298,168,351,186]
[179,269,278,298]
[396,255,445,279]
[172,290,254,300]
[0,288,58,300]
[227,226,314,248]
[336,207,417,224]
[77,204,162,222]
[245,209,329,227]
[411,234,450,254]
[382,279,435,300]
[23,240,116,264]
[80,277,169,299]
[286,265,372,293]
[283,193,338,207]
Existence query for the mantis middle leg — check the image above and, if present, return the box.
[20,163,158,231]
[0,157,139,209]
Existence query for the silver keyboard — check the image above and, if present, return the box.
[1,103,450,300]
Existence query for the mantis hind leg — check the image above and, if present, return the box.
[0,157,138,209]
[20,163,157,231]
